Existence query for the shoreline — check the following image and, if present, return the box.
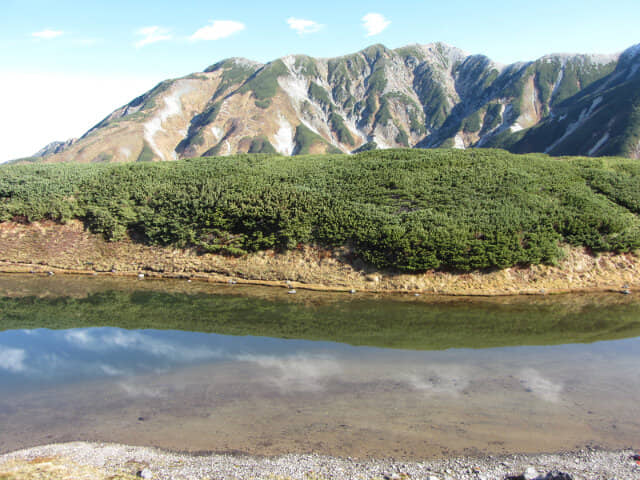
[0,220,638,297]
[0,261,636,297]
[1,442,638,480]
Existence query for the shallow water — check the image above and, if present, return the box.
[0,275,639,458]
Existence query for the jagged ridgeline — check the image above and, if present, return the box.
[2,149,640,272]
[27,42,640,164]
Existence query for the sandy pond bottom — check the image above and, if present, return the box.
[1,331,639,459]
[0,275,639,460]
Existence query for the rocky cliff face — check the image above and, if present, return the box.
[36,42,640,163]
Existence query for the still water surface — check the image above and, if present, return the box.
[0,275,639,458]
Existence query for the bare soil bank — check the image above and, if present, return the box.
[0,220,638,295]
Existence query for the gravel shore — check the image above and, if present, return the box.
[1,442,638,480]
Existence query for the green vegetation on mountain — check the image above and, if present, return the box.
[136,143,155,162]
[238,59,288,108]
[308,82,331,110]
[248,136,277,154]
[413,67,450,130]
[212,62,257,99]
[328,112,355,146]
[294,55,319,78]
[2,149,640,272]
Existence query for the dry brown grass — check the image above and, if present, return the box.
[0,457,137,480]
[0,220,638,295]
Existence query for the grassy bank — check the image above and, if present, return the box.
[1,149,640,272]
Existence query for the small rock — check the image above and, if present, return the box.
[523,467,538,480]
[137,468,153,479]
[541,472,573,480]
[622,289,631,295]
[288,289,297,294]
[350,289,357,294]
[47,271,54,276]
[414,293,420,297]
[138,273,144,279]
[427,476,440,480]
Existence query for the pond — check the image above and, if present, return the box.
[0,274,639,459]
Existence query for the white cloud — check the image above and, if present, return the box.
[0,346,27,372]
[32,29,64,40]
[190,20,245,41]
[286,17,323,35]
[134,26,172,48]
[74,38,101,47]
[362,13,390,37]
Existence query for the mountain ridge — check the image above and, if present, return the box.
[29,41,640,163]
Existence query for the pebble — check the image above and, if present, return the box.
[138,273,145,279]
[137,468,152,478]
[288,289,297,294]
[350,289,357,294]
[0,443,635,480]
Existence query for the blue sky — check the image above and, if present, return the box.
[1,0,639,161]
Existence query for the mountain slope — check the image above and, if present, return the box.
[35,42,640,163]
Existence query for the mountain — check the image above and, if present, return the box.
[32,42,640,163]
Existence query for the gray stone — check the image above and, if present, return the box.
[137,468,153,479]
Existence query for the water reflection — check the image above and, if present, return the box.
[1,276,640,458]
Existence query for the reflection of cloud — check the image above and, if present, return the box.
[100,364,125,376]
[518,368,563,403]
[236,353,341,392]
[401,365,470,396]
[0,346,27,372]
[64,329,222,363]
[119,382,166,398]
[64,330,92,347]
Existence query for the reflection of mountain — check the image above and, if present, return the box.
[27,42,640,163]
[1,285,639,349]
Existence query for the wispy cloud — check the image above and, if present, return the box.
[190,20,245,41]
[287,17,323,35]
[32,29,64,40]
[362,13,390,37]
[134,26,172,48]
[74,37,102,47]
[0,346,27,372]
